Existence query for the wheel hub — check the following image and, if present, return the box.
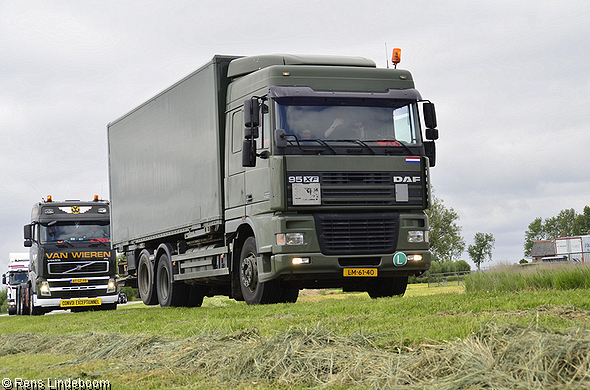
[241,253,258,291]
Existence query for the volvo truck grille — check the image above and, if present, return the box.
[314,212,399,255]
[48,261,109,275]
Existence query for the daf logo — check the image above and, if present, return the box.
[288,176,320,184]
[393,176,421,183]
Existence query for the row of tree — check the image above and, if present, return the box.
[426,194,495,270]
[523,206,590,257]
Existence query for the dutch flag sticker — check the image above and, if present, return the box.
[405,157,421,163]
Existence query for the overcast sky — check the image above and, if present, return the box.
[1,0,589,273]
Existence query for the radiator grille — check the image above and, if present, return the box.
[315,213,399,255]
[48,261,109,275]
[322,172,391,185]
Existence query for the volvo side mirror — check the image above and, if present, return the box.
[24,224,32,240]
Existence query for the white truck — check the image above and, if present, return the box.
[2,253,30,315]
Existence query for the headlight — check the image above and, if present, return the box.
[107,278,116,293]
[408,254,423,261]
[276,233,305,246]
[408,230,425,243]
[40,281,51,296]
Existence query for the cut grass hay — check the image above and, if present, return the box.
[2,319,590,389]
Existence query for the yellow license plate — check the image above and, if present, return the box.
[71,278,88,283]
[343,268,378,277]
[60,298,101,307]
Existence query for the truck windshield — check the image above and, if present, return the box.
[9,272,28,284]
[40,221,110,244]
[275,101,421,146]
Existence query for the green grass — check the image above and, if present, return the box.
[2,281,590,389]
[466,262,590,293]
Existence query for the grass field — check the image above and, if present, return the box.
[2,267,590,389]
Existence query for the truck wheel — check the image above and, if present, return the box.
[367,276,408,298]
[19,283,30,315]
[138,251,158,305]
[26,284,42,315]
[239,237,279,305]
[279,286,299,303]
[156,253,188,307]
[186,285,205,307]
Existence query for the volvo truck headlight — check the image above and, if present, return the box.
[408,254,423,261]
[408,231,425,243]
[276,233,305,246]
[107,278,116,293]
[40,281,51,296]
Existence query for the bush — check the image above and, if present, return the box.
[120,286,139,300]
[0,288,7,314]
[410,260,471,283]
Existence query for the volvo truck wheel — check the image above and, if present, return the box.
[26,284,42,315]
[239,237,279,305]
[137,251,158,305]
[367,276,408,298]
[156,253,188,307]
[19,283,30,315]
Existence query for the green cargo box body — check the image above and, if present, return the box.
[108,56,238,248]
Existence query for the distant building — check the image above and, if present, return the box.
[531,235,590,263]
[530,239,556,262]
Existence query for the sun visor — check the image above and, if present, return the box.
[268,86,422,102]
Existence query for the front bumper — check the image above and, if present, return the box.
[33,294,118,308]
[259,250,430,285]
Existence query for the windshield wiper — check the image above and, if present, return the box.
[89,240,108,247]
[351,140,376,154]
[287,135,338,154]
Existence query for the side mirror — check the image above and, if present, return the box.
[424,141,436,167]
[2,274,6,285]
[426,128,439,141]
[244,98,260,128]
[423,102,437,130]
[242,139,256,167]
[24,224,32,240]
[274,129,288,148]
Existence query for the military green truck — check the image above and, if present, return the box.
[107,52,439,306]
[22,196,118,314]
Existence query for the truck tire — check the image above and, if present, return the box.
[156,253,188,307]
[186,285,205,307]
[367,276,408,298]
[239,237,279,305]
[26,284,43,315]
[19,283,30,315]
[278,286,299,303]
[138,251,158,305]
